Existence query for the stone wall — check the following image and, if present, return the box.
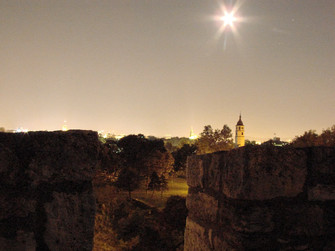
[185,146,335,250]
[0,130,100,251]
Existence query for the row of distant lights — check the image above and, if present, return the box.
[98,130,125,140]
[15,128,29,133]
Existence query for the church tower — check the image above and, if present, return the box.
[235,114,245,147]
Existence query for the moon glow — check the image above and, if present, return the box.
[220,12,237,28]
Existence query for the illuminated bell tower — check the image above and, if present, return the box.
[235,114,245,147]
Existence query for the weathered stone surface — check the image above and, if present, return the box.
[187,152,225,192]
[223,204,274,233]
[222,146,307,200]
[186,192,218,223]
[310,147,335,175]
[279,204,325,236]
[212,234,235,251]
[324,240,335,251]
[186,154,209,188]
[203,152,226,192]
[184,217,210,251]
[44,190,95,251]
[0,231,36,251]
[212,229,275,250]
[0,145,20,186]
[308,184,335,201]
[0,131,99,251]
[185,146,335,251]
[0,194,36,219]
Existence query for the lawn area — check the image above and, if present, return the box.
[132,177,189,209]
[93,177,189,210]
[93,177,188,250]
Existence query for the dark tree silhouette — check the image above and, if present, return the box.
[148,171,161,194]
[148,172,169,197]
[291,125,335,147]
[117,134,172,188]
[159,175,168,197]
[114,168,140,199]
[172,144,197,172]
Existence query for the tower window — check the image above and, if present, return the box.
[242,132,243,135]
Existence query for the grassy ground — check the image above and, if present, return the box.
[93,177,188,250]
[132,177,189,209]
[94,177,188,208]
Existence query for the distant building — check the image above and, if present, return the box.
[262,137,289,147]
[235,114,245,147]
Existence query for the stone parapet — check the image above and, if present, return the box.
[0,130,100,251]
[185,145,335,250]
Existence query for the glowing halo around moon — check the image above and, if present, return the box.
[215,6,241,35]
[220,11,237,28]
[213,1,245,50]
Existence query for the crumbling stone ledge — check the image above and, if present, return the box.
[0,130,100,251]
[184,146,335,250]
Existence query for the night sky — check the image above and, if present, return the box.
[1,0,334,141]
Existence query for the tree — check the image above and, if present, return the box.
[148,171,161,195]
[319,125,335,146]
[196,125,234,154]
[117,134,171,187]
[159,175,168,197]
[292,130,319,147]
[172,144,197,172]
[245,139,257,145]
[101,139,120,175]
[114,168,140,199]
[144,150,173,177]
[291,126,335,147]
[164,137,192,153]
[148,172,169,197]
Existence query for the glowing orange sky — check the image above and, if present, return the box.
[0,0,334,141]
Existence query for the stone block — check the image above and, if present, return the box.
[187,155,206,188]
[212,229,275,250]
[44,190,96,251]
[186,192,219,223]
[24,131,100,186]
[233,206,274,233]
[0,145,20,186]
[218,201,274,233]
[222,146,307,200]
[278,204,325,236]
[184,217,210,251]
[324,240,335,251]
[212,233,237,251]
[308,184,335,201]
[203,152,226,192]
[0,131,98,251]
[0,231,36,251]
[310,147,335,175]
[0,194,36,220]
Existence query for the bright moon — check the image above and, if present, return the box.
[220,12,237,28]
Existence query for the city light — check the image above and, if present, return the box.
[15,128,28,133]
[62,120,68,131]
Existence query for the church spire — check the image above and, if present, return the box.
[236,113,243,126]
[235,114,245,147]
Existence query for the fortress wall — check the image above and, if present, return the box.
[0,131,100,251]
[185,146,335,250]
